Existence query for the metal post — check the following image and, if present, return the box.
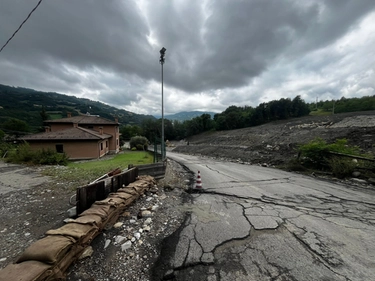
[160,47,166,160]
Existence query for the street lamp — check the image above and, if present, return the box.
[160,47,166,160]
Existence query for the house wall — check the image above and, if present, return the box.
[27,140,109,160]
[79,124,120,153]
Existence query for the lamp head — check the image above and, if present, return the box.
[160,47,166,56]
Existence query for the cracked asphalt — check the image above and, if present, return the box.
[152,152,375,281]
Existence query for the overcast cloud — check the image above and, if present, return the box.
[0,0,374,115]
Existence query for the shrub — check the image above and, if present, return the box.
[5,143,68,165]
[299,138,360,168]
[129,136,149,151]
[328,157,357,179]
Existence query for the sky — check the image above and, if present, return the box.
[0,0,374,116]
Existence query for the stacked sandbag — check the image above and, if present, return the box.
[0,175,156,281]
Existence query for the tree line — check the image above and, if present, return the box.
[121,95,310,142]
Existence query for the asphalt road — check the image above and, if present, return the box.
[152,152,375,281]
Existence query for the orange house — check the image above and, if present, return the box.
[22,114,120,160]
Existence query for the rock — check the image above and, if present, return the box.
[0,257,7,262]
[113,222,123,228]
[67,206,77,218]
[351,178,367,184]
[63,218,75,224]
[104,239,111,249]
[146,197,153,202]
[121,241,132,252]
[115,235,127,244]
[151,205,159,211]
[134,232,141,240]
[129,219,137,224]
[122,211,131,217]
[79,246,94,260]
[368,178,375,184]
[144,218,152,225]
[140,210,152,218]
[352,171,361,177]
[143,225,151,232]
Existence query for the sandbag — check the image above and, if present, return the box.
[74,214,103,228]
[16,235,76,265]
[46,222,98,245]
[79,203,115,220]
[0,260,52,281]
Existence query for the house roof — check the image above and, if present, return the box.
[21,127,112,141]
[45,115,119,125]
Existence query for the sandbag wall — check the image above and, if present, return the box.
[0,175,156,281]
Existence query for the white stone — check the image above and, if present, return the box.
[104,239,111,249]
[121,241,132,252]
[113,222,123,228]
[131,237,136,243]
[146,197,153,202]
[144,218,152,225]
[151,205,159,211]
[141,210,152,218]
[0,257,6,262]
[115,235,127,244]
[134,232,141,240]
[129,219,136,224]
[143,225,151,232]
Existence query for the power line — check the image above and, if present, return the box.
[0,0,43,53]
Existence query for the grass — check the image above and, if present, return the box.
[309,109,333,116]
[42,150,154,190]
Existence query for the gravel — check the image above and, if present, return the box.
[0,159,194,281]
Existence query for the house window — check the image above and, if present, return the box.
[100,143,103,150]
[117,139,119,145]
[106,141,108,148]
[56,144,63,153]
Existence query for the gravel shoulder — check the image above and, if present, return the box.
[0,159,193,281]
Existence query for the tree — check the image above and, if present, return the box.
[2,118,30,137]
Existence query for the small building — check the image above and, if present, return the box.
[22,114,120,160]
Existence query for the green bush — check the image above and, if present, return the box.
[129,136,149,151]
[299,138,360,167]
[5,143,68,165]
[328,157,357,179]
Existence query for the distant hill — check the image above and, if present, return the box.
[154,111,216,121]
[0,84,155,132]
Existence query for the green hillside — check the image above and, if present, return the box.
[0,84,155,132]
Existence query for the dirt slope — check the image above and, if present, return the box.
[173,111,375,166]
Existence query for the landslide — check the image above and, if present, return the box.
[172,111,375,167]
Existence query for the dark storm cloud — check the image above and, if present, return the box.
[0,0,374,114]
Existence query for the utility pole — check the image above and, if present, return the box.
[159,47,166,160]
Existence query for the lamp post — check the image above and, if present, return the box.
[160,47,166,160]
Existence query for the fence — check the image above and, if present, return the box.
[76,162,166,215]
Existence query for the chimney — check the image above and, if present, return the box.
[99,127,103,135]
[67,112,72,118]
[73,123,78,128]
[115,117,118,123]
[44,126,51,133]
